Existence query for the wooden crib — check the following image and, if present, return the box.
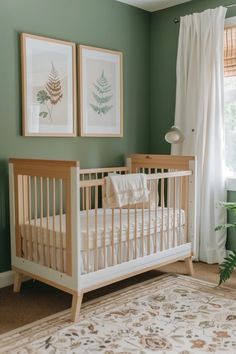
[9,154,196,321]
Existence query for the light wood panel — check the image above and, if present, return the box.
[128,154,195,171]
[10,159,75,277]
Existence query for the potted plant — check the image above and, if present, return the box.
[215,202,236,285]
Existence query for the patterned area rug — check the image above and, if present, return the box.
[1,274,236,353]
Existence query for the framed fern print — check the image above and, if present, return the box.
[79,45,123,137]
[21,33,77,136]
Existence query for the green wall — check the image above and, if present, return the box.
[150,0,236,250]
[0,0,150,272]
[226,191,236,250]
[2,0,236,273]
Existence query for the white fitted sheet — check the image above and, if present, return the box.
[20,208,186,273]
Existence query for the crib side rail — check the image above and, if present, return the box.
[9,158,80,278]
[80,169,193,275]
[80,166,129,211]
[79,170,192,186]
[80,166,129,176]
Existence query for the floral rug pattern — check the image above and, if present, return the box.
[1,274,236,353]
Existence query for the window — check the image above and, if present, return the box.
[224,23,236,176]
[224,76,236,174]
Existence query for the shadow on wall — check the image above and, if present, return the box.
[0,159,11,272]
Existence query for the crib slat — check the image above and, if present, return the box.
[34,176,38,263]
[95,185,98,272]
[86,186,90,273]
[127,204,130,261]
[82,175,85,210]
[154,178,158,253]
[119,208,122,263]
[142,202,144,257]
[14,175,21,257]
[88,174,91,209]
[22,176,27,260]
[65,179,72,276]
[46,178,50,267]
[170,171,174,247]
[161,177,164,251]
[23,176,29,225]
[112,208,115,266]
[179,176,182,246]
[52,178,56,270]
[134,204,137,259]
[28,176,32,261]
[184,176,189,243]
[148,180,151,255]
[173,177,176,248]
[103,207,107,269]
[59,179,63,272]
[40,177,44,267]
[102,183,107,269]
[167,177,170,249]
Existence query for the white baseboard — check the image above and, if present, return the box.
[0,270,30,289]
[0,270,15,288]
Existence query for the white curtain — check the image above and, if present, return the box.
[173,6,227,263]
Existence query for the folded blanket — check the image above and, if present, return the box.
[103,173,149,209]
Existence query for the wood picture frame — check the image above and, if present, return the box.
[78,45,123,137]
[21,33,77,137]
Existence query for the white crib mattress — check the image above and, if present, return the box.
[20,208,186,274]
[20,207,185,251]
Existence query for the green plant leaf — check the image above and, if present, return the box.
[101,105,112,114]
[219,250,236,285]
[93,83,106,95]
[90,103,101,114]
[45,63,63,105]
[218,202,236,213]
[37,90,50,104]
[90,70,113,116]
[92,92,112,105]
[215,202,236,285]
[215,223,236,231]
[39,111,48,118]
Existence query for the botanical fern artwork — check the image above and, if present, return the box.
[36,62,63,121]
[90,70,113,116]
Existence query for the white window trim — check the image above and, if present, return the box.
[225,16,236,191]
[225,16,236,27]
[226,178,236,191]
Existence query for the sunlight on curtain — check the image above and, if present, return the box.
[224,27,236,176]
[173,6,227,263]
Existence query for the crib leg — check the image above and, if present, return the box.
[71,293,83,322]
[13,271,23,292]
[184,256,194,276]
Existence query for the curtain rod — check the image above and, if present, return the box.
[173,3,236,24]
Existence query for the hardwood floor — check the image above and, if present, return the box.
[0,261,236,335]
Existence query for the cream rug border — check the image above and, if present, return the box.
[1,273,235,342]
